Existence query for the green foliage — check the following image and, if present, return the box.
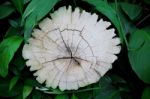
[0,5,15,19]
[76,91,93,99]
[5,27,18,37]
[13,54,25,71]
[110,2,137,34]
[24,78,41,87]
[144,0,150,5]
[0,0,149,99]
[9,19,20,28]
[23,85,33,99]
[22,0,60,41]
[128,29,150,83]
[142,87,150,99]
[71,94,78,99]
[11,0,24,14]
[55,94,69,99]
[0,36,23,77]
[95,76,121,99]
[9,76,20,91]
[32,90,42,99]
[0,78,23,97]
[95,88,121,99]
[121,3,142,20]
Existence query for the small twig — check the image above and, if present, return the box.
[41,87,101,94]
[136,13,150,27]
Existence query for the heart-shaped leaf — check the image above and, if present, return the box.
[128,29,150,83]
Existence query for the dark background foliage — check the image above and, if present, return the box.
[0,0,150,99]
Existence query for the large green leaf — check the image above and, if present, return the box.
[128,29,150,83]
[0,5,15,19]
[22,0,59,40]
[142,87,150,99]
[121,3,142,20]
[0,36,23,77]
[84,0,124,43]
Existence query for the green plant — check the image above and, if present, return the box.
[0,0,149,99]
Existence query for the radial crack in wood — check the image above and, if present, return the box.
[22,6,121,91]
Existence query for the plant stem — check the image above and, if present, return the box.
[136,14,150,27]
[39,87,101,94]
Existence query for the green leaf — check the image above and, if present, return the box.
[23,85,33,99]
[142,26,150,34]
[110,75,126,84]
[0,36,23,77]
[121,3,142,20]
[93,75,122,99]
[10,66,20,75]
[71,94,78,99]
[13,55,25,71]
[110,3,137,34]
[24,78,40,87]
[9,20,19,28]
[23,0,59,21]
[76,91,92,99]
[9,76,20,91]
[0,78,23,97]
[0,5,15,19]
[32,90,42,99]
[144,0,150,5]
[14,94,23,99]
[84,0,124,44]
[24,0,31,4]
[55,94,69,99]
[24,14,37,41]
[5,27,18,37]
[95,86,121,99]
[41,94,53,99]
[142,87,150,99]
[99,75,112,87]
[22,0,59,40]
[128,29,150,83]
[95,85,121,99]
[11,0,24,14]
